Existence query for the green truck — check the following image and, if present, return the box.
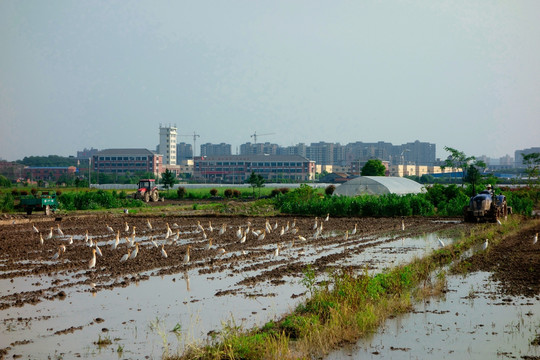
[20,191,59,215]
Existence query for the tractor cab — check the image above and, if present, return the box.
[134,179,159,202]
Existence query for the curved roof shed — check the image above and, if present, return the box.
[334,176,425,196]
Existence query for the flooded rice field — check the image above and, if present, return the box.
[0,214,538,359]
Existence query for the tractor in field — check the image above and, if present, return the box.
[134,179,159,202]
[20,191,59,215]
[464,187,511,223]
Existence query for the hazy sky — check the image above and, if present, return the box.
[1,1,539,161]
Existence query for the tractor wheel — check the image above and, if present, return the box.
[44,205,51,216]
[151,190,159,202]
[144,192,150,203]
[26,207,32,215]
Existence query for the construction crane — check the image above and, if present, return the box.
[179,132,200,157]
[250,131,275,144]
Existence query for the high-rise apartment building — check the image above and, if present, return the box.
[176,142,193,164]
[159,125,177,165]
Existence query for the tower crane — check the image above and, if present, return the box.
[250,131,275,144]
[179,132,200,157]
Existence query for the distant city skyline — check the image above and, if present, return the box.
[1,2,539,162]
[1,135,528,165]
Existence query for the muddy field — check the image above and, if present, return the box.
[0,213,537,358]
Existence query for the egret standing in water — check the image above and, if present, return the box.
[183,245,191,264]
[88,249,97,269]
[437,237,445,248]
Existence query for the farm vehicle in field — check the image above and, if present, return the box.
[133,179,159,202]
[20,192,58,215]
[464,189,511,223]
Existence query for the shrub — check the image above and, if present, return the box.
[210,188,218,197]
[20,190,28,196]
[233,189,242,198]
[11,189,19,196]
[0,193,14,212]
[224,189,233,198]
[325,185,336,196]
[279,187,290,194]
[270,188,281,197]
[30,188,37,195]
[177,187,187,199]
[0,175,11,187]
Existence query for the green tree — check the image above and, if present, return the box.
[361,159,386,176]
[161,169,177,189]
[522,152,540,187]
[247,171,265,197]
[442,146,486,192]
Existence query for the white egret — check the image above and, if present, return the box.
[147,219,153,230]
[483,239,489,251]
[56,224,64,237]
[95,244,103,257]
[438,237,445,247]
[39,233,44,245]
[236,226,243,239]
[219,223,226,236]
[47,227,53,240]
[183,245,191,264]
[351,224,357,235]
[161,244,168,258]
[120,250,131,262]
[205,239,213,250]
[106,224,114,233]
[273,244,280,258]
[129,243,139,259]
[88,249,97,269]
[124,221,129,233]
[534,233,538,245]
[325,213,329,222]
[32,223,39,233]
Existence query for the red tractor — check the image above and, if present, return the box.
[134,179,159,202]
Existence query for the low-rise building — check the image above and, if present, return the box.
[24,166,78,181]
[194,155,315,183]
[92,149,162,176]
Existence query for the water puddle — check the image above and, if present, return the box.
[326,271,540,359]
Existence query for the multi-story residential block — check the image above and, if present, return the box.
[194,155,315,183]
[93,149,162,176]
[200,143,232,156]
[240,142,279,155]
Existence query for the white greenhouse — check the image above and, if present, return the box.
[334,176,425,196]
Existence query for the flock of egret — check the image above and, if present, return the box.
[28,216,535,273]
